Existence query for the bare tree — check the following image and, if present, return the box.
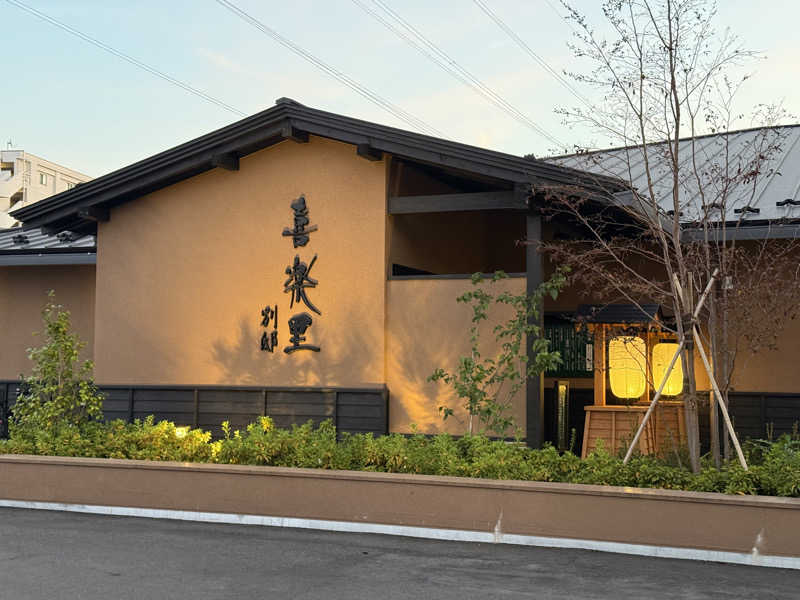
[537,0,798,470]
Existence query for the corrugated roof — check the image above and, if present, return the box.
[0,228,95,252]
[547,125,800,224]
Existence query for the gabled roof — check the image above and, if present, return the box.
[11,98,627,234]
[547,125,800,231]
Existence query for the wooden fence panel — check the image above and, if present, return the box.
[0,384,6,440]
[267,391,334,430]
[198,389,264,438]
[100,388,131,423]
[336,391,388,436]
[729,393,800,440]
[0,382,388,439]
[130,389,195,426]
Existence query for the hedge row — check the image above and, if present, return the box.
[1,416,799,497]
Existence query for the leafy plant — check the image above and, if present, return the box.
[429,269,567,436]
[10,291,104,435]
[2,415,800,497]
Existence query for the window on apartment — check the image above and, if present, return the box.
[39,172,48,186]
[66,181,76,190]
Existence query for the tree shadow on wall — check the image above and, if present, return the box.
[386,317,470,434]
[210,312,381,388]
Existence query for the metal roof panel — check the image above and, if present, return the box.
[547,126,800,225]
[0,228,95,252]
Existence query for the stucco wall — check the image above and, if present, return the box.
[0,265,95,379]
[389,211,526,275]
[730,316,800,393]
[93,136,386,387]
[386,276,527,435]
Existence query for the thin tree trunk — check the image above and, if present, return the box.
[708,291,721,467]
[682,344,701,473]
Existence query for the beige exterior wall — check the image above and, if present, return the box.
[389,211,526,275]
[386,276,527,435]
[93,136,386,387]
[730,316,800,393]
[0,265,96,379]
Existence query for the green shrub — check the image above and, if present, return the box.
[0,417,213,463]
[11,292,105,437]
[2,415,799,498]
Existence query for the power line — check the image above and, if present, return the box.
[364,0,563,147]
[351,0,474,92]
[472,0,593,111]
[355,0,564,148]
[543,0,581,35]
[5,0,247,117]
[214,0,444,137]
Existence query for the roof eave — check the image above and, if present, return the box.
[12,99,628,230]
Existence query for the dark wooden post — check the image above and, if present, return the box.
[193,389,200,428]
[526,211,545,448]
[127,388,135,424]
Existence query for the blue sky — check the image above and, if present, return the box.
[2,0,798,177]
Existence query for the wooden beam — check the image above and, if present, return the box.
[593,326,607,406]
[77,205,109,222]
[281,125,309,143]
[514,182,533,208]
[356,143,383,162]
[211,151,240,171]
[388,190,525,214]
[526,212,545,449]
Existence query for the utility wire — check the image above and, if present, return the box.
[543,0,581,36]
[5,0,247,117]
[356,0,564,148]
[351,0,475,92]
[367,0,562,147]
[214,0,444,137]
[472,0,593,111]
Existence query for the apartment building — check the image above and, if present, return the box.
[0,149,91,228]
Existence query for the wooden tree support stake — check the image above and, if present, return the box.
[692,324,748,470]
[622,269,718,464]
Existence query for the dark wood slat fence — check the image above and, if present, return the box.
[0,382,388,440]
[2,383,796,445]
[726,392,800,440]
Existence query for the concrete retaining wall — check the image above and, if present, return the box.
[1,455,798,567]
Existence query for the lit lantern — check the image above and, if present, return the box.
[652,342,684,396]
[608,336,647,399]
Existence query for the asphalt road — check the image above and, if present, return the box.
[0,507,796,599]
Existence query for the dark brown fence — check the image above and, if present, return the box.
[2,382,797,445]
[0,382,388,439]
[727,392,800,440]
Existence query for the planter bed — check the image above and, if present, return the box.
[1,453,798,569]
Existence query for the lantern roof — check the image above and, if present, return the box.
[577,303,662,325]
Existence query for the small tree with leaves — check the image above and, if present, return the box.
[429,270,566,437]
[10,291,104,435]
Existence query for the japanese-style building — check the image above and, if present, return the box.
[1,98,798,452]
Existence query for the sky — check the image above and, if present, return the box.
[2,0,799,177]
